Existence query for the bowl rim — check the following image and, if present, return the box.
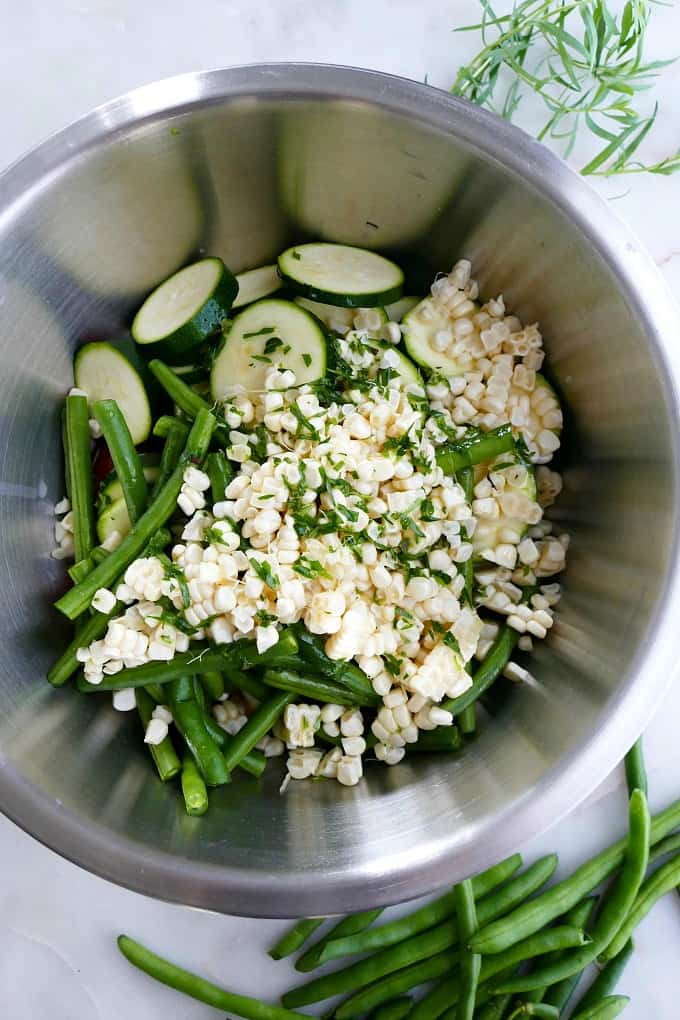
[3,61,680,918]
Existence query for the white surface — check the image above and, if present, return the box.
[3,1,680,1017]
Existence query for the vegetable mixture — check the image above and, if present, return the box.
[49,242,567,811]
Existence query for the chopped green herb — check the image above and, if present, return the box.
[290,401,321,441]
[292,251,302,261]
[302,353,312,367]
[250,354,272,364]
[383,653,404,677]
[243,327,276,339]
[264,336,284,355]
[255,610,278,626]
[293,557,332,580]
[249,558,280,590]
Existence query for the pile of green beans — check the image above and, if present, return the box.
[116,783,680,1020]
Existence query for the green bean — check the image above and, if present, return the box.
[491,791,650,994]
[69,557,94,584]
[474,996,512,1020]
[199,670,225,700]
[56,409,215,619]
[263,668,380,707]
[570,995,629,1020]
[144,682,165,703]
[321,854,522,963]
[169,678,231,787]
[603,849,680,961]
[624,738,647,797]
[201,712,267,778]
[63,393,96,561]
[118,934,308,1020]
[77,631,299,692]
[192,675,207,713]
[334,953,455,1020]
[506,1007,558,1019]
[295,909,384,972]
[93,399,148,523]
[291,625,378,702]
[436,425,515,475]
[573,940,634,1015]
[335,926,587,1020]
[471,788,680,957]
[455,879,481,1020]
[269,919,326,961]
[136,688,181,781]
[149,359,214,421]
[181,756,209,815]
[283,920,461,1008]
[647,831,680,866]
[458,465,474,503]
[48,604,117,686]
[206,449,234,503]
[152,417,189,498]
[368,998,412,1020]
[442,627,519,716]
[409,727,462,753]
[223,666,268,702]
[458,704,477,736]
[223,691,293,774]
[533,895,599,1009]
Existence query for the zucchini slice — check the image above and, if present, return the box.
[401,299,465,377]
[132,257,238,362]
[233,264,283,309]
[385,295,421,323]
[74,341,152,444]
[278,243,404,308]
[98,457,160,511]
[211,298,326,399]
[294,297,387,333]
[97,495,132,543]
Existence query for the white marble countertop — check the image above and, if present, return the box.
[2,2,680,1017]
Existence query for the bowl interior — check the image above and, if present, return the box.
[0,65,678,916]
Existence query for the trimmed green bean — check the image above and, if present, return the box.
[647,831,680,866]
[506,1007,558,1019]
[48,604,117,686]
[368,998,412,1020]
[442,627,518,716]
[436,425,515,475]
[291,625,377,702]
[152,417,189,498]
[409,727,462,753]
[144,682,165,704]
[56,409,215,619]
[263,668,380,707]
[181,756,209,816]
[458,704,477,736]
[223,666,269,702]
[118,934,308,1020]
[321,854,521,963]
[93,399,148,523]
[136,688,181,781]
[455,879,480,1020]
[200,670,225,700]
[295,909,384,972]
[77,631,299,692]
[472,789,680,958]
[69,557,94,584]
[574,940,633,1014]
[474,996,512,1020]
[192,675,207,713]
[269,919,325,961]
[335,926,586,1020]
[534,895,599,1009]
[206,449,234,503]
[223,691,293,774]
[570,996,629,1020]
[491,791,650,993]
[169,678,231,787]
[64,393,96,561]
[624,738,647,797]
[602,850,680,961]
[149,359,214,421]
[201,712,267,778]
[283,920,460,1009]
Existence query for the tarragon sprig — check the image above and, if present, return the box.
[452,0,680,176]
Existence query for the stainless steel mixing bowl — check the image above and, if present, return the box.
[1,64,680,918]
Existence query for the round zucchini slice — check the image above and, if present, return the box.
[211,298,326,399]
[278,242,404,308]
[294,297,388,333]
[385,295,422,323]
[74,341,152,445]
[472,464,538,554]
[97,495,132,544]
[132,257,238,363]
[232,264,283,309]
[401,299,465,377]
